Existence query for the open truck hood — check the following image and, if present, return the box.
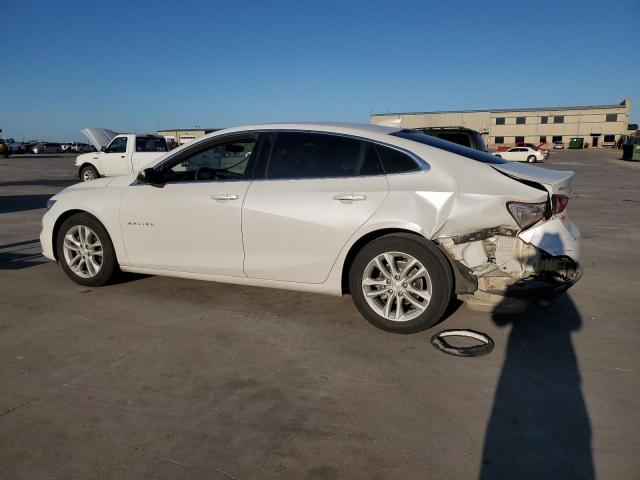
[80,128,118,151]
[492,162,574,196]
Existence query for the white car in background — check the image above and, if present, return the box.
[493,146,545,163]
[75,128,169,181]
[41,123,581,333]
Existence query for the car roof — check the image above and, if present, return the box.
[210,122,401,137]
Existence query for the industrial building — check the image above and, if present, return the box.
[371,99,634,149]
[156,128,220,146]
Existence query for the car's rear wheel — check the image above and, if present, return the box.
[56,213,117,286]
[80,165,99,182]
[349,233,454,333]
[494,154,502,158]
[527,155,536,163]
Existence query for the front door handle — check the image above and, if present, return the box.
[211,193,239,201]
[333,193,366,201]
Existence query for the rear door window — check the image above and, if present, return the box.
[136,136,168,152]
[265,132,382,179]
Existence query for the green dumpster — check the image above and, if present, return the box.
[633,145,640,161]
[623,144,634,160]
[569,137,584,149]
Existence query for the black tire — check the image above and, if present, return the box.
[56,213,117,287]
[494,154,502,158]
[527,155,536,163]
[80,165,99,182]
[349,233,454,334]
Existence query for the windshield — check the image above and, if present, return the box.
[391,130,508,165]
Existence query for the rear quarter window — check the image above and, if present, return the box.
[376,144,420,174]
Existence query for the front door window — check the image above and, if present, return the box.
[162,136,257,183]
[105,137,127,153]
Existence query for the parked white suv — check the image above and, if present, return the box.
[75,128,168,181]
[41,123,581,333]
[493,146,545,163]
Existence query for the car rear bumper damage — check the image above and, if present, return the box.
[437,216,582,308]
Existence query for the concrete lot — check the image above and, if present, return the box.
[1,150,639,479]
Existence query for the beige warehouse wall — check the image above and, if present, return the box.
[372,99,631,148]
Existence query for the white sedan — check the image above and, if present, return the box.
[41,123,581,333]
[493,146,545,163]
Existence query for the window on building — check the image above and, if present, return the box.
[516,116,526,125]
[552,136,563,142]
[541,116,548,124]
[495,117,505,125]
[606,114,617,122]
[540,136,547,143]
[495,136,504,144]
[515,136,525,143]
[554,115,564,124]
[604,134,616,142]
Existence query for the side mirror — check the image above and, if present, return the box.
[137,168,164,187]
[100,146,107,152]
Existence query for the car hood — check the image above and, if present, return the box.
[492,162,574,196]
[80,128,118,151]
[65,176,114,192]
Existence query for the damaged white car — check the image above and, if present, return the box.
[41,123,581,333]
[75,128,169,182]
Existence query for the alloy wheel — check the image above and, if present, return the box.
[361,251,432,322]
[62,225,103,278]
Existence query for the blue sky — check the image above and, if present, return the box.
[2,0,639,141]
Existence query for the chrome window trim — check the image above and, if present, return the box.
[153,129,431,180]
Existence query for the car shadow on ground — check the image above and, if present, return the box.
[0,179,77,188]
[0,194,52,214]
[0,239,46,270]
[479,293,594,480]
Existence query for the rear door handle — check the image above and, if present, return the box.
[333,193,366,201]
[211,193,239,201]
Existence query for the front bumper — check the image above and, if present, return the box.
[40,208,56,261]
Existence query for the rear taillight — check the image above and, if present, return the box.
[506,201,547,230]
[552,194,569,214]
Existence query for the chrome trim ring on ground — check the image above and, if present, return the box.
[431,329,495,357]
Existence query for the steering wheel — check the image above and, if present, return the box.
[195,166,218,181]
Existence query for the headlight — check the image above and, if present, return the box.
[506,201,547,230]
[46,198,56,210]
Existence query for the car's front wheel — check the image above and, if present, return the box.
[349,233,454,333]
[56,213,117,286]
[80,165,99,182]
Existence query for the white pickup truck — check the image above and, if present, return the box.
[76,128,169,182]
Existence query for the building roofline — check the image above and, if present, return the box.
[157,128,222,132]
[371,100,629,117]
